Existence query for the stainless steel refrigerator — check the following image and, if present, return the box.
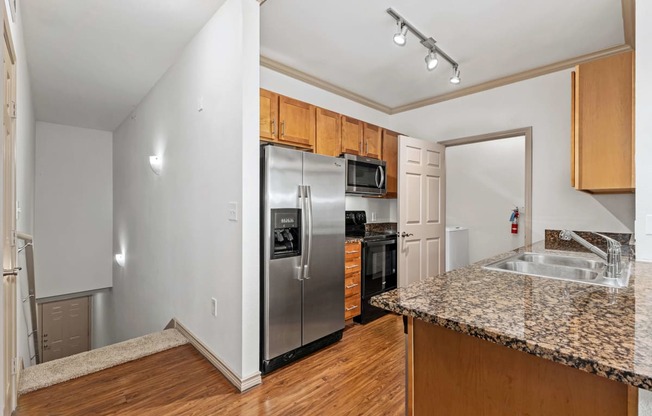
[261,145,345,374]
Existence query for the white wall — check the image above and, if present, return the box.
[34,122,113,298]
[636,0,652,261]
[635,0,652,411]
[112,0,260,381]
[345,196,396,223]
[261,66,391,129]
[390,70,635,243]
[447,137,525,263]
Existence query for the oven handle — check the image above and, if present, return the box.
[363,239,397,247]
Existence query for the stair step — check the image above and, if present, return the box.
[18,328,188,395]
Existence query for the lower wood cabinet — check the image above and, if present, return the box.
[344,241,362,320]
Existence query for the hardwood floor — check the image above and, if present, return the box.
[16,314,405,416]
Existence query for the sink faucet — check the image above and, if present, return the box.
[559,230,622,278]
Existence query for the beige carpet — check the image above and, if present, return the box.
[19,328,188,395]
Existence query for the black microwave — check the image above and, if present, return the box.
[342,154,387,196]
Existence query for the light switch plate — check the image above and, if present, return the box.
[228,202,238,222]
[646,215,652,235]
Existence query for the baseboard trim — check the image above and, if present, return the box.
[170,319,262,392]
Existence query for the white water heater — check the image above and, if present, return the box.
[446,226,469,272]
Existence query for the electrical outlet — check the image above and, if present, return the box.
[371,212,377,221]
[228,202,238,222]
[211,297,217,317]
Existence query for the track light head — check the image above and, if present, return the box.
[393,21,408,46]
[425,49,438,71]
[450,66,461,84]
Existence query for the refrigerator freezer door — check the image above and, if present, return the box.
[301,152,345,345]
[263,146,304,360]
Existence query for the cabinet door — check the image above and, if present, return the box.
[382,129,399,198]
[316,107,342,157]
[260,89,278,142]
[363,123,382,159]
[341,115,363,155]
[573,51,634,192]
[278,95,315,148]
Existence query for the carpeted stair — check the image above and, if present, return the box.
[18,328,188,395]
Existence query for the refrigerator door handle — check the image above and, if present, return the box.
[303,185,314,279]
[297,185,306,281]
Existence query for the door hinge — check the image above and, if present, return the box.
[10,101,16,118]
[11,357,18,375]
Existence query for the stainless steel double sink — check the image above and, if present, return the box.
[482,252,631,288]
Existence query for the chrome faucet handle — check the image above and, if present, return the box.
[594,232,621,250]
[559,230,572,240]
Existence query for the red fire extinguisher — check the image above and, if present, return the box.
[510,208,520,234]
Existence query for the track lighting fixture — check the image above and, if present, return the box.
[393,21,408,46]
[387,8,461,85]
[450,66,461,84]
[425,49,438,71]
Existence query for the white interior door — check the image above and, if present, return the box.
[398,136,446,287]
[1,15,16,414]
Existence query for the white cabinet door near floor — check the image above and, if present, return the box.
[41,296,90,362]
[398,135,446,287]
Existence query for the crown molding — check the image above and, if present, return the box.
[391,44,632,114]
[622,0,635,48]
[260,56,393,114]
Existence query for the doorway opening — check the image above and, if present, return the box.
[439,127,533,269]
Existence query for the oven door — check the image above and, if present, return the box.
[362,238,397,298]
[345,155,387,196]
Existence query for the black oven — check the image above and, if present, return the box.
[354,235,397,324]
[342,154,387,196]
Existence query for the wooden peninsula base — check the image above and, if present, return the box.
[406,317,638,416]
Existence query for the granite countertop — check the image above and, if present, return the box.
[345,237,364,244]
[370,242,652,390]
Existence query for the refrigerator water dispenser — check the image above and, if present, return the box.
[271,208,301,259]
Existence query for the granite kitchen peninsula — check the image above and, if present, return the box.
[371,241,650,416]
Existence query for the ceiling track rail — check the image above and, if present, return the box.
[386,8,459,70]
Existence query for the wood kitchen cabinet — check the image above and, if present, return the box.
[315,107,342,157]
[341,115,364,155]
[382,129,399,198]
[260,89,279,143]
[344,241,362,320]
[363,123,382,159]
[571,51,634,193]
[259,89,315,149]
[278,95,316,149]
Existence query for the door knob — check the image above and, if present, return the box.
[401,232,414,238]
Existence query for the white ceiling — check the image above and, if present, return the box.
[261,0,625,110]
[22,0,226,131]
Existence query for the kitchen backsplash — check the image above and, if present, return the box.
[544,229,633,256]
[365,222,397,234]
